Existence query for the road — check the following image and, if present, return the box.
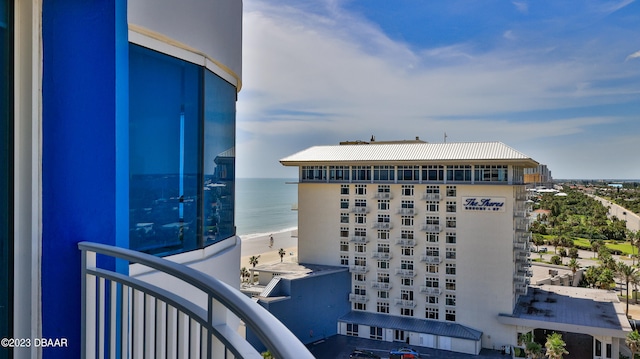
[587,194,640,232]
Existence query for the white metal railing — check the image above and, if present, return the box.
[371,282,392,290]
[371,251,392,260]
[372,222,393,230]
[350,236,369,244]
[396,208,417,216]
[395,268,417,277]
[394,299,417,308]
[373,192,393,200]
[349,265,369,273]
[395,238,417,247]
[350,206,370,214]
[419,286,441,295]
[420,255,441,264]
[422,193,441,201]
[79,241,313,359]
[421,224,441,232]
[348,294,369,303]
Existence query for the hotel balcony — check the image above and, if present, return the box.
[514,210,527,218]
[395,238,417,247]
[422,193,441,201]
[349,265,369,273]
[372,222,393,230]
[396,207,417,216]
[420,255,442,264]
[394,299,417,308]
[421,224,442,233]
[350,235,369,244]
[373,192,393,200]
[395,268,417,278]
[516,252,531,260]
[371,251,392,260]
[349,294,369,303]
[350,206,370,214]
[371,281,392,290]
[79,242,313,359]
[420,286,441,295]
[513,241,528,251]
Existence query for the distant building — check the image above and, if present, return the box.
[524,164,553,186]
[280,141,537,354]
[279,140,632,357]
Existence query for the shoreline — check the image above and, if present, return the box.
[239,228,299,270]
[238,226,298,241]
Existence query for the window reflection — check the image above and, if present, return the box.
[129,44,235,255]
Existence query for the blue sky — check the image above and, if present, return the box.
[237,0,640,179]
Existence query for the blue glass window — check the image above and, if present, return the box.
[0,0,12,347]
[129,44,236,254]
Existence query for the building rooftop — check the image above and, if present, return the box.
[340,311,483,341]
[498,285,632,338]
[280,141,538,167]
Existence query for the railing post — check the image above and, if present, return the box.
[209,297,227,359]
[81,248,97,359]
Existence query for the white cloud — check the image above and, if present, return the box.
[237,0,640,178]
[626,50,640,61]
[503,30,517,40]
[512,1,529,14]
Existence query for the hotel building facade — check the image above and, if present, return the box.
[281,140,538,354]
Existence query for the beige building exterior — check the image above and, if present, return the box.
[281,141,538,354]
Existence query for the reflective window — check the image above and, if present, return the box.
[129,44,235,254]
[0,0,12,345]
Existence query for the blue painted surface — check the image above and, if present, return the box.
[41,1,128,357]
[248,269,351,353]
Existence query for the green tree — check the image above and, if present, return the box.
[545,332,568,359]
[567,258,580,282]
[249,255,260,283]
[568,247,579,259]
[526,341,543,359]
[617,262,638,315]
[278,248,286,262]
[626,330,640,359]
[596,268,615,290]
[550,255,562,265]
[240,267,250,283]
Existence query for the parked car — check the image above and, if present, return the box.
[349,349,381,358]
[389,347,420,358]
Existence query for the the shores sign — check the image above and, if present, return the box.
[462,197,506,212]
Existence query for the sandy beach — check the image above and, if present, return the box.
[239,228,299,269]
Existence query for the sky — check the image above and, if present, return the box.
[236,0,640,180]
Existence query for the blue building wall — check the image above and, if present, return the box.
[247,269,351,353]
[41,1,128,357]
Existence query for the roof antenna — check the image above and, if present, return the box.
[370,135,375,142]
[444,132,447,143]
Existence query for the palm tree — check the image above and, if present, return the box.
[567,258,580,284]
[626,329,640,359]
[545,332,568,359]
[278,248,286,262]
[617,261,638,315]
[249,255,260,283]
[630,230,640,266]
[240,267,250,283]
[526,341,543,359]
[249,255,260,268]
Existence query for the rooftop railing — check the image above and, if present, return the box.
[79,241,313,359]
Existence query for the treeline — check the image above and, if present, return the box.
[593,183,640,216]
[530,188,628,242]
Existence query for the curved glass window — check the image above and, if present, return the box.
[1,0,13,346]
[129,44,236,255]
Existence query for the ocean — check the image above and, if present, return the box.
[234,178,298,238]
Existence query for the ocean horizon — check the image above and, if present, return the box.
[235,178,298,237]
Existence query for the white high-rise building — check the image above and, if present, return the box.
[280,140,538,354]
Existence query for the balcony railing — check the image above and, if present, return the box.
[394,299,417,308]
[349,265,369,273]
[395,268,417,277]
[422,193,441,201]
[349,236,369,244]
[373,192,393,200]
[420,255,442,264]
[419,286,441,295]
[79,241,313,359]
[350,206,370,214]
[349,294,369,303]
[395,238,417,247]
[396,208,417,216]
[371,282,392,290]
[421,224,441,232]
[372,222,393,230]
[371,251,392,260]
